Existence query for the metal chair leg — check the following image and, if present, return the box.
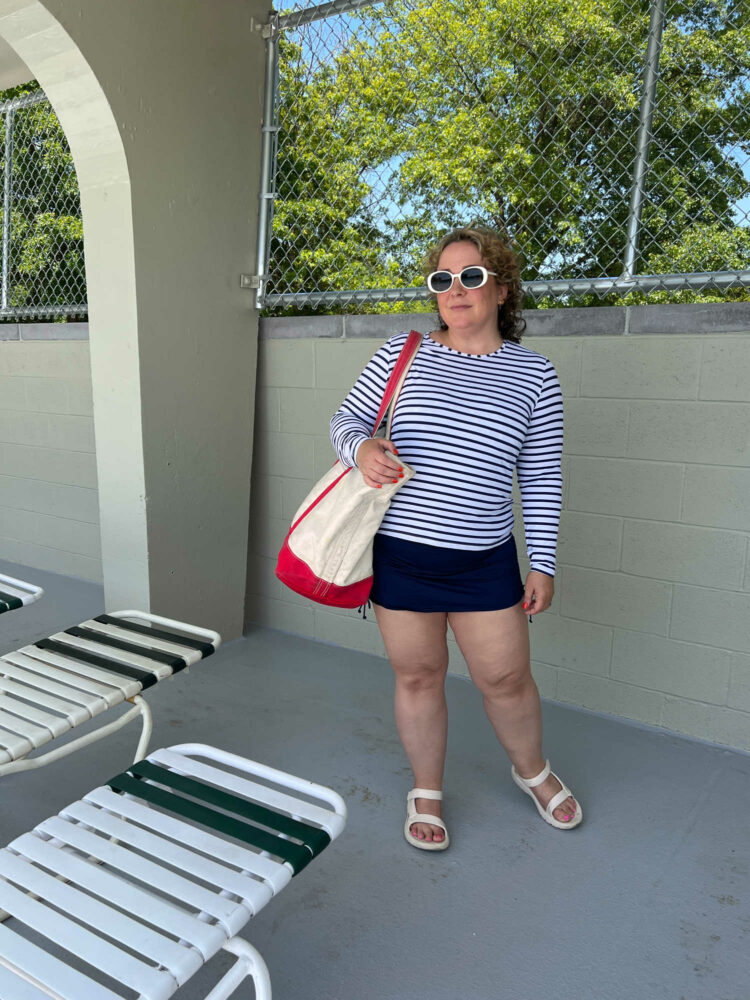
[131,694,152,762]
[205,936,272,1000]
[0,696,153,778]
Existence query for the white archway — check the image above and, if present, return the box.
[0,0,148,609]
[0,1,265,640]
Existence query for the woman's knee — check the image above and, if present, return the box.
[471,661,531,700]
[392,658,448,693]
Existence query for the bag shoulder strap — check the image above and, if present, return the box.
[371,330,422,436]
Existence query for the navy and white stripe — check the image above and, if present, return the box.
[330,331,563,576]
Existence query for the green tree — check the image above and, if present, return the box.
[0,81,85,319]
[626,222,750,303]
[272,0,749,307]
[268,37,401,310]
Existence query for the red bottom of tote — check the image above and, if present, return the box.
[275,540,372,608]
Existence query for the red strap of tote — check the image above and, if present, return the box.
[370,330,422,434]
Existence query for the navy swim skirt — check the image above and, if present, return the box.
[370,532,525,613]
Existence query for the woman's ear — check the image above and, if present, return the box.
[498,283,509,304]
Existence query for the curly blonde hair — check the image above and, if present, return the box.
[423,227,525,343]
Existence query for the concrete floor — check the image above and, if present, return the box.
[1,560,749,1000]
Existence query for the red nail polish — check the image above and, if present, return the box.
[392,479,398,483]
[377,484,382,489]
[522,602,528,610]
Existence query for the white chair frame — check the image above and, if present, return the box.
[0,611,220,778]
[0,743,347,1000]
[0,573,43,614]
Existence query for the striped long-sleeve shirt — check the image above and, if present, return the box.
[330,330,564,576]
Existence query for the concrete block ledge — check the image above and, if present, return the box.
[3,304,749,342]
[19,323,89,341]
[0,323,90,340]
[260,302,750,339]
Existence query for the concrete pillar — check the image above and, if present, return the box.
[0,0,265,638]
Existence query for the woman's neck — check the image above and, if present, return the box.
[433,326,503,355]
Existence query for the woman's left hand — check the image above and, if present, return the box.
[523,571,554,616]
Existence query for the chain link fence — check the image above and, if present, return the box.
[0,88,86,322]
[260,0,750,310]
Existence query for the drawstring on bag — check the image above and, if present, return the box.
[356,600,372,620]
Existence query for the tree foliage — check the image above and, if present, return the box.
[269,38,401,309]
[270,0,750,308]
[0,81,85,319]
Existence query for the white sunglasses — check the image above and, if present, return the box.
[426,265,497,293]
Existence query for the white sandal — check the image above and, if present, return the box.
[404,788,450,851]
[511,760,583,830]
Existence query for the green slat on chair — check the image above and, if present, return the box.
[34,638,159,689]
[64,626,188,672]
[107,771,315,874]
[133,759,331,856]
[0,590,23,612]
[94,614,215,657]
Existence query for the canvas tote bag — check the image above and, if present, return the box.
[275,330,422,608]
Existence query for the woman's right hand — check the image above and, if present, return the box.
[355,438,404,488]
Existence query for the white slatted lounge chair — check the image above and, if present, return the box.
[0,574,43,616]
[0,611,219,777]
[0,742,347,1000]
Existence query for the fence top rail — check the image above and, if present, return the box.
[0,89,46,115]
[263,269,750,309]
[277,0,384,29]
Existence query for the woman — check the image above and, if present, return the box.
[330,226,581,850]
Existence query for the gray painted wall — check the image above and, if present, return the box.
[246,305,750,752]
[0,324,99,581]
[0,0,265,637]
[3,306,749,750]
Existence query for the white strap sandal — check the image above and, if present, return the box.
[404,787,450,851]
[511,760,583,830]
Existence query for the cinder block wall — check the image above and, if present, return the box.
[247,304,750,752]
[0,325,100,581]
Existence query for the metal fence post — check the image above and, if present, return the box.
[1,106,13,312]
[621,0,667,280]
[255,14,281,311]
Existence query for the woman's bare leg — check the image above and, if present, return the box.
[448,602,577,823]
[373,604,449,842]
